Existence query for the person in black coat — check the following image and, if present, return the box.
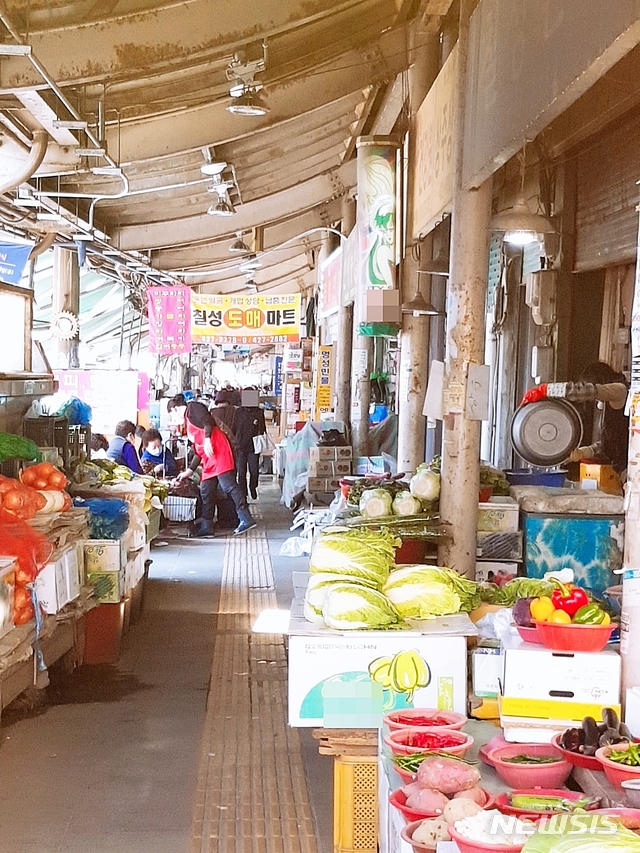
[234,389,267,500]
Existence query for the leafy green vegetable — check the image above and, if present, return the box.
[480,463,510,495]
[322,583,402,630]
[482,577,557,607]
[309,531,395,586]
[392,491,423,517]
[304,572,380,624]
[385,564,482,613]
[409,469,441,501]
[382,566,461,619]
[360,488,394,518]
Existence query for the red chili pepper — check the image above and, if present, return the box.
[551,583,589,617]
[395,714,452,728]
[406,731,460,749]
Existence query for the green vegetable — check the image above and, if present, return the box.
[382,566,461,619]
[573,603,608,625]
[503,754,562,764]
[391,491,423,517]
[322,583,402,630]
[509,794,596,812]
[0,432,40,463]
[409,469,441,502]
[482,577,557,607]
[360,488,394,518]
[521,814,640,852]
[608,743,640,766]
[384,564,482,614]
[480,463,510,495]
[392,751,476,772]
[304,572,379,623]
[309,530,395,586]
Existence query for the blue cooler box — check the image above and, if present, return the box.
[522,511,624,595]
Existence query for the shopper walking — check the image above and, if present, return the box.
[234,389,267,500]
[167,394,255,536]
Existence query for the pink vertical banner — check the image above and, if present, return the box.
[147,286,192,354]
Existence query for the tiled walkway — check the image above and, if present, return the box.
[191,506,319,853]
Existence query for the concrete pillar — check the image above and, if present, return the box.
[351,329,373,458]
[334,195,356,426]
[438,0,492,577]
[397,30,440,474]
[52,246,80,369]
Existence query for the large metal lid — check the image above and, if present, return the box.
[510,398,583,467]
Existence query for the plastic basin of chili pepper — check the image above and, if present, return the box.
[533,619,614,652]
[486,743,572,789]
[384,708,468,732]
[595,743,640,788]
[384,728,474,757]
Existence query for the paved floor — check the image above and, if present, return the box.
[0,484,331,853]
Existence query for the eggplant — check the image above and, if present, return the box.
[603,707,620,732]
[513,597,535,628]
[620,722,634,741]
[560,727,584,753]
[582,716,600,756]
[599,727,623,747]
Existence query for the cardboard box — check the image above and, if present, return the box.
[307,477,328,492]
[477,496,519,532]
[309,445,337,462]
[326,478,342,491]
[310,461,334,476]
[35,552,68,614]
[288,633,467,726]
[124,549,147,594]
[333,460,352,475]
[124,525,146,553]
[86,569,123,604]
[83,538,126,574]
[501,635,620,721]
[335,446,353,460]
[475,561,519,583]
[580,462,622,495]
[476,530,523,561]
[0,559,15,639]
[64,543,82,603]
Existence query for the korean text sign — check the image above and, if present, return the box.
[147,286,192,354]
[191,293,301,344]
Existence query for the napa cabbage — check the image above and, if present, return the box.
[392,491,423,517]
[382,566,461,619]
[359,488,393,518]
[322,583,402,630]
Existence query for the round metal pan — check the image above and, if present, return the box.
[510,398,583,467]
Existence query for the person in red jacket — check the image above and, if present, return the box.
[167,394,256,536]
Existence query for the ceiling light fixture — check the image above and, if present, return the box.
[227,87,269,116]
[229,231,250,253]
[490,197,557,246]
[238,253,262,272]
[201,161,228,176]
[207,198,235,217]
[245,279,258,294]
[401,285,442,316]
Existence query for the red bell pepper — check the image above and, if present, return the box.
[551,583,589,617]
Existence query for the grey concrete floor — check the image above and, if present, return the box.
[0,485,332,853]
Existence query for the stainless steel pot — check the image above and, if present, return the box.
[510,398,583,467]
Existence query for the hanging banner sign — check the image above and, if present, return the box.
[314,345,334,419]
[0,242,32,286]
[318,247,342,318]
[147,286,192,354]
[191,293,301,344]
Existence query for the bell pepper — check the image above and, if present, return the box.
[572,603,609,625]
[551,583,589,617]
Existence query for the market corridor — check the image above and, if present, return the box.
[0,486,330,853]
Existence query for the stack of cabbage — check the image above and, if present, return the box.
[359,467,440,520]
[304,527,481,630]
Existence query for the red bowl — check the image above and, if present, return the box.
[492,788,600,818]
[515,625,543,645]
[384,708,468,732]
[394,765,416,784]
[384,728,474,757]
[596,744,640,789]
[448,823,528,853]
[389,788,495,822]
[533,620,615,653]
[400,819,441,853]
[550,733,602,772]
[486,743,571,789]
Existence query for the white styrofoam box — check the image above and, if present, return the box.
[475,561,519,583]
[64,544,81,603]
[123,549,146,593]
[477,496,519,532]
[0,559,16,639]
[124,524,145,554]
[501,634,620,721]
[500,711,582,744]
[82,538,126,574]
[473,646,503,698]
[35,553,68,615]
[288,633,467,727]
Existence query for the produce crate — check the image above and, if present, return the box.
[163,495,197,522]
[146,508,161,542]
[24,416,69,463]
[333,755,378,853]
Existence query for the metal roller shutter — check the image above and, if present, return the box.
[574,110,640,272]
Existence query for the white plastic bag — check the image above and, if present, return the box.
[279,537,312,557]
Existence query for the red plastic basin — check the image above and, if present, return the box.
[533,620,614,653]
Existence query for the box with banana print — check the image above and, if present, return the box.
[288,612,468,726]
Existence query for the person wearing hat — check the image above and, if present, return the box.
[167,394,255,536]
